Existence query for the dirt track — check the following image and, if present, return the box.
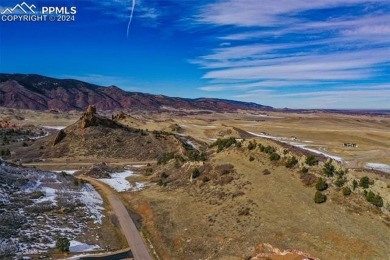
[79,176,153,260]
[24,161,156,167]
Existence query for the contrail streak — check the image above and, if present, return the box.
[126,0,135,38]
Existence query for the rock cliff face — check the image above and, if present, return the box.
[80,105,98,129]
[0,73,272,112]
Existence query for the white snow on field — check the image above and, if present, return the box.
[69,240,100,252]
[247,131,343,162]
[100,170,145,192]
[79,184,104,224]
[209,138,243,142]
[186,140,197,149]
[365,163,390,173]
[54,170,78,175]
[43,126,66,130]
[293,143,343,162]
[62,252,107,260]
[30,131,50,140]
[0,192,9,204]
[36,187,57,203]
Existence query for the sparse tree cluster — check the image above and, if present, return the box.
[210,137,237,152]
[305,155,318,166]
[342,187,352,196]
[187,150,207,161]
[359,176,370,189]
[157,152,175,165]
[192,168,200,178]
[258,144,276,154]
[365,190,383,207]
[323,160,335,177]
[0,148,10,157]
[56,237,70,252]
[269,152,280,161]
[247,140,257,150]
[257,143,280,161]
[315,178,328,191]
[285,156,298,168]
[314,191,327,204]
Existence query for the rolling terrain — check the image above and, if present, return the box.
[8,105,189,163]
[1,97,390,259]
[0,74,271,112]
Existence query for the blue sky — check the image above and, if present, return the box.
[0,0,389,109]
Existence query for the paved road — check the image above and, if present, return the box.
[80,176,153,260]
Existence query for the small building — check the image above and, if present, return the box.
[343,143,357,148]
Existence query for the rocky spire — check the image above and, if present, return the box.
[80,105,98,129]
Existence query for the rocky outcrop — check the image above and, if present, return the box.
[53,129,66,146]
[12,107,195,161]
[0,121,16,129]
[112,111,126,120]
[80,105,98,129]
[82,163,113,178]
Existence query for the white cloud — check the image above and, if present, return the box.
[194,0,388,27]
[87,0,160,24]
[190,0,390,109]
[233,87,390,109]
[199,80,327,91]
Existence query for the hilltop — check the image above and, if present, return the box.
[10,105,188,162]
[0,73,272,112]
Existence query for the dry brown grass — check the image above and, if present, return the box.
[118,143,390,259]
[3,108,390,259]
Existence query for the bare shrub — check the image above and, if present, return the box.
[216,176,234,185]
[263,169,271,175]
[0,239,17,258]
[300,172,317,186]
[215,164,234,175]
[57,190,82,212]
[0,212,26,238]
[29,190,45,199]
[25,201,56,213]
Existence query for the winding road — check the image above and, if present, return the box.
[79,176,153,260]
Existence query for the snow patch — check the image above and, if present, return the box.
[247,131,343,162]
[36,187,57,204]
[30,131,50,140]
[53,170,78,175]
[79,184,104,224]
[69,240,100,252]
[293,143,343,162]
[186,140,197,149]
[42,126,66,130]
[365,163,390,173]
[100,170,145,192]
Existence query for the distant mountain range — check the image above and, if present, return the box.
[0,74,272,112]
